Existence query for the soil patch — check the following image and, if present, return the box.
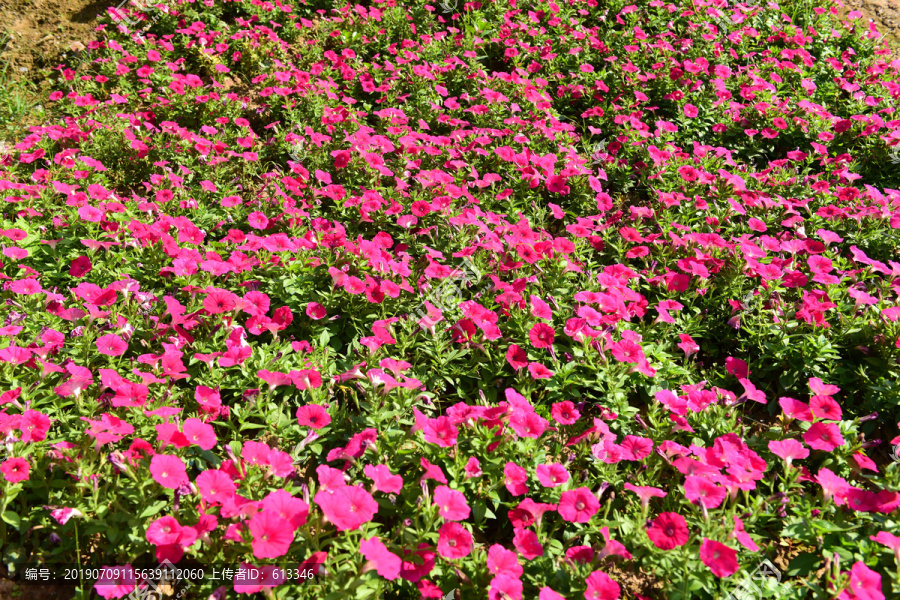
[0,0,118,77]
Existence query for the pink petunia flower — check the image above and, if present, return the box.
[437,522,473,559]
[683,476,726,509]
[504,462,529,496]
[487,544,523,577]
[146,516,182,546]
[360,536,402,580]
[0,457,30,483]
[528,323,555,349]
[423,416,458,447]
[248,510,293,558]
[512,527,543,560]
[182,418,216,450]
[768,439,809,465]
[364,464,403,494]
[699,538,739,578]
[96,334,127,356]
[314,485,378,531]
[838,561,884,600]
[535,463,570,488]
[558,488,600,523]
[296,404,331,429]
[584,569,620,600]
[433,486,470,521]
[803,422,845,452]
[646,512,689,550]
[306,302,327,320]
[149,454,189,489]
[550,401,580,425]
[195,469,236,505]
[489,574,523,600]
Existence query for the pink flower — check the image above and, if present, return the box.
[566,546,594,564]
[504,462,529,496]
[261,489,308,529]
[609,339,642,363]
[149,454,189,489]
[78,205,103,222]
[512,527,543,560]
[203,289,238,314]
[146,516,182,546]
[506,344,529,370]
[699,538,739,578]
[437,522,473,559]
[433,486,470,521]
[768,439,809,464]
[195,469,236,505]
[306,302,327,320]
[296,404,331,429]
[684,103,699,118]
[683,476,726,509]
[677,334,699,357]
[646,512,689,550]
[360,536,402,580]
[725,356,749,379]
[0,457,29,483]
[96,334,127,356]
[535,463,570,488]
[551,401,581,425]
[487,544,523,577]
[839,561,884,600]
[540,588,567,600]
[248,510,293,558]
[364,464,403,494]
[584,569,620,600]
[10,278,42,295]
[528,362,554,379]
[810,394,842,421]
[803,422,845,452]
[489,574,523,600]
[677,165,698,182]
[528,323,555,349]
[508,410,549,439]
[464,457,482,478]
[69,256,92,277]
[393,544,433,584]
[530,295,553,319]
[183,418,216,450]
[546,174,570,195]
[314,485,378,531]
[558,488,600,523]
[420,458,448,484]
[19,409,50,442]
[623,483,666,510]
[732,516,759,552]
[779,397,813,421]
[619,435,653,461]
[248,211,269,229]
[423,416,458,447]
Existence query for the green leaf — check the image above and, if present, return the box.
[786,552,820,577]
[139,500,168,519]
[811,519,858,534]
[1,511,21,529]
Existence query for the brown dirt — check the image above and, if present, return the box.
[0,0,118,77]
[838,0,900,58]
[0,577,75,600]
